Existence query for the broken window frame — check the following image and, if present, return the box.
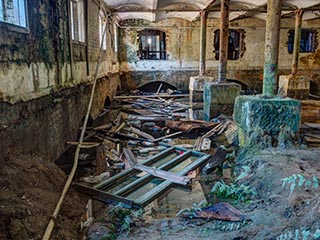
[76,145,210,208]
[0,0,28,31]
[99,10,107,50]
[70,0,86,43]
[213,29,246,60]
[287,29,318,54]
[137,29,167,60]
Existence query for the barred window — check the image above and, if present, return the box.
[287,29,317,53]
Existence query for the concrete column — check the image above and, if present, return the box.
[218,0,230,83]
[292,10,304,76]
[262,0,282,96]
[199,10,208,76]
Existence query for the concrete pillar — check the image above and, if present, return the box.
[218,0,230,83]
[262,0,282,96]
[199,10,208,76]
[292,10,304,76]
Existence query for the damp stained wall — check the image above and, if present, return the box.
[119,17,320,91]
[0,0,121,161]
[0,0,120,105]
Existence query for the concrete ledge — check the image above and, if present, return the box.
[279,75,310,99]
[189,76,214,103]
[233,95,301,147]
[203,82,241,121]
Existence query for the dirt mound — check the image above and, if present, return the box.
[0,154,86,240]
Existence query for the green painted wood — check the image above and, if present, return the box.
[114,150,192,196]
[134,154,211,207]
[94,146,175,190]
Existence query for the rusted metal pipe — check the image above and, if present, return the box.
[292,10,304,76]
[199,10,208,76]
[262,0,282,96]
[218,0,230,83]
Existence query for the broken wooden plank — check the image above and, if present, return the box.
[151,131,183,143]
[96,144,108,175]
[114,94,189,100]
[305,136,320,143]
[73,184,140,209]
[125,126,155,140]
[66,141,101,148]
[94,146,176,190]
[133,164,191,186]
[304,123,320,129]
[93,123,112,131]
[123,147,138,166]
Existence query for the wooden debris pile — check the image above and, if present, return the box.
[300,122,320,146]
[57,94,238,208]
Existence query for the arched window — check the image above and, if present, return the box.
[138,29,166,60]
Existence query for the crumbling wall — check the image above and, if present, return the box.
[0,74,120,161]
[0,0,121,161]
[119,17,320,91]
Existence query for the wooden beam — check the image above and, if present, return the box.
[73,184,140,209]
[114,150,192,196]
[94,146,176,190]
[133,164,191,186]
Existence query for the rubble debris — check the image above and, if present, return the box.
[202,147,228,174]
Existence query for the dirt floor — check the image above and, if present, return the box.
[0,154,87,240]
[88,146,320,240]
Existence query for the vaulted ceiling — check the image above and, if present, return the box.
[103,0,320,23]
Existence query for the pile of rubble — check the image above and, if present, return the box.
[57,93,237,211]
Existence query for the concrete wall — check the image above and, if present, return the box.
[119,17,320,92]
[0,0,120,161]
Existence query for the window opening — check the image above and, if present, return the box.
[214,29,245,60]
[113,22,118,52]
[70,0,85,42]
[0,0,27,28]
[138,29,166,60]
[99,10,106,50]
[287,29,317,53]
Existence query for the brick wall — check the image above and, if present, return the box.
[0,0,121,161]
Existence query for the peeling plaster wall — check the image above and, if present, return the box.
[0,0,120,160]
[119,17,320,91]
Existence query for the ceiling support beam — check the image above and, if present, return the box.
[291,10,304,76]
[199,10,208,76]
[218,0,230,83]
[262,0,282,96]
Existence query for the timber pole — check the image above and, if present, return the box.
[218,0,230,83]
[199,10,208,76]
[291,10,304,76]
[262,0,282,96]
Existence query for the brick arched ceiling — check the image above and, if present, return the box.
[104,0,320,23]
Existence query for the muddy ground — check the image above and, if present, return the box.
[99,147,320,240]
[0,154,87,240]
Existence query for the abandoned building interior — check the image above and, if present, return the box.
[1,0,320,239]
